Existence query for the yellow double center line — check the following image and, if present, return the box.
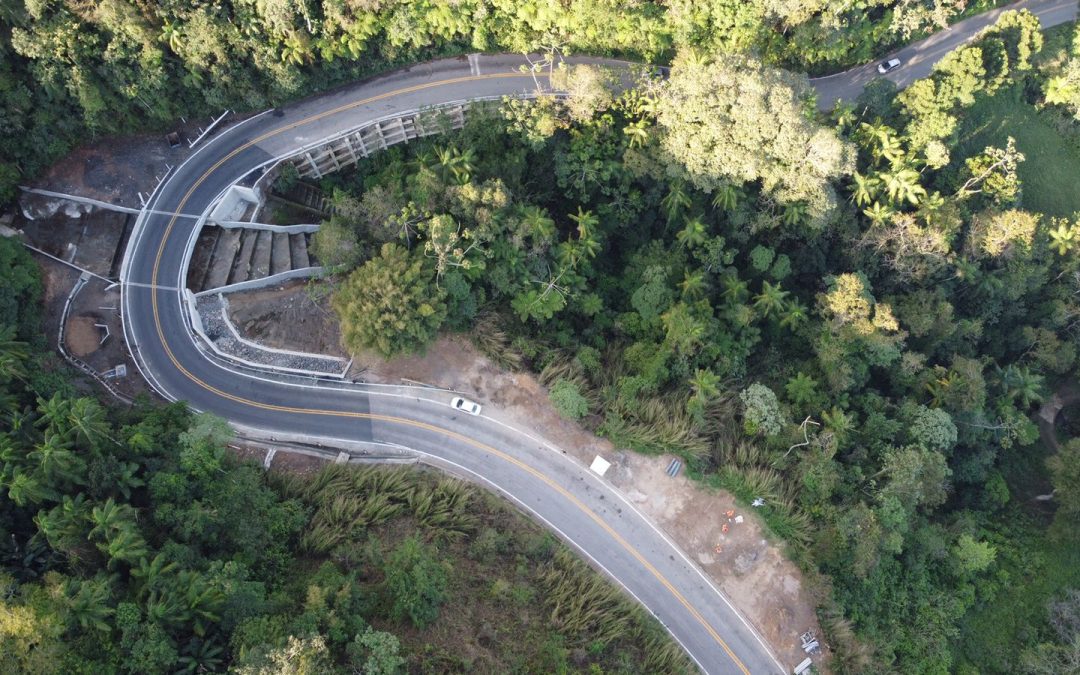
[148,71,750,675]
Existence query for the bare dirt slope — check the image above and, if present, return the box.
[30,118,212,208]
[225,280,829,671]
[227,282,346,358]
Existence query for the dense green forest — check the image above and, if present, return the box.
[313,12,1080,674]
[0,0,1019,203]
[4,0,1080,672]
[0,235,690,673]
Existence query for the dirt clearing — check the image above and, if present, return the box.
[225,282,346,359]
[29,114,238,207]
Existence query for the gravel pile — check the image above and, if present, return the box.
[195,294,346,376]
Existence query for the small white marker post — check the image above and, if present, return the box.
[590,455,611,477]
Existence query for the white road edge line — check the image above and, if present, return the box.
[125,72,782,673]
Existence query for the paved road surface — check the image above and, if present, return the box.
[121,55,786,675]
[812,0,1078,106]
[119,3,1078,672]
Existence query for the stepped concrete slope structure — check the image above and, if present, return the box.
[122,55,784,675]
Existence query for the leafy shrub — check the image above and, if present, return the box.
[550,379,589,420]
[739,383,786,437]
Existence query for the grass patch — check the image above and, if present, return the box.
[956,432,1080,671]
[957,522,1080,672]
[953,85,1080,217]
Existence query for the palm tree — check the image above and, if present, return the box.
[876,131,906,166]
[146,586,190,629]
[131,552,179,601]
[753,281,790,319]
[782,202,808,227]
[178,638,225,675]
[568,206,599,240]
[0,325,27,380]
[679,271,706,299]
[111,461,145,501]
[6,471,50,506]
[280,31,312,66]
[821,406,855,444]
[661,181,691,225]
[623,119,650,148]
[519,205,555,243]
[1048,220,1077,255]
[566,208,601,263]
[785,372,819,407]
[849,171,881,207]
[575,232,601,261]
[103,528,149,569]
[711,183,741,213]
[27,433,85,488]
[860,122,905,165]
[35,494,91,560]
[925,368,957,408]
[1001,365,1045,409]
[66,397,110,447]
[447,146,475,184]
[721,273,749,304]
[64,576,114,633]
[779,298,809,331]
[177,571,225,637]
[160,19,184,54]
[676,216,707,248]
[881,166,927,205]
[89,499,137,542]
[690,369,721,403]
[831,103,857,131]
[36,394,72,437]
[863,201,894,225]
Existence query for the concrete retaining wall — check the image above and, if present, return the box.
[194,266,323,297]
[215,221,319,234]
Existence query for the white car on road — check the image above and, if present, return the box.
[450,396,482,416]
[877,57,902,74]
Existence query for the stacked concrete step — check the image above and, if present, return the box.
[186,227,222,291]
[270,233,291,275]
[189,226,321,293]
[290,232,310,269]
[203,228,242,289]
[250,230,272,280]
[229,229,259,284]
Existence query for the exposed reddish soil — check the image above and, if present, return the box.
[66,316,102,357]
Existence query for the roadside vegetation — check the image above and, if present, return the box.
[3,0,1080,672]
[0,267,689,673]
[308,11,1080,673]
[0,0,1036,204]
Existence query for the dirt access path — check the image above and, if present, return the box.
[1038,381,1080,452]
[226,280,829,671]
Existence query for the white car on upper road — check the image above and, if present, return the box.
[877,57,902,74]
[450,396,482,416]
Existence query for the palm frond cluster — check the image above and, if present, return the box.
[286,465,478,554]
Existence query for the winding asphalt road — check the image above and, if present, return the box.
[119,3,1078,673]
[813,0,1078,106]
[121,55,786,675]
